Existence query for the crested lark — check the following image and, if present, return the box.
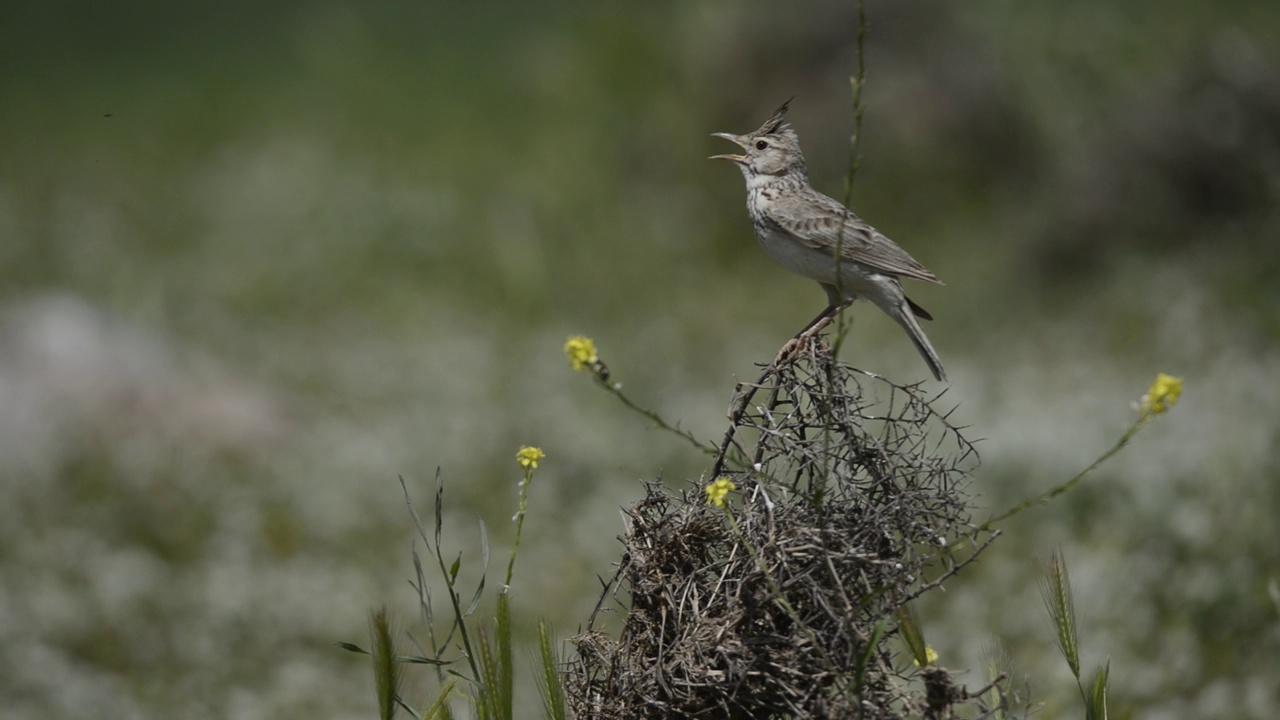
[711,99,947,381]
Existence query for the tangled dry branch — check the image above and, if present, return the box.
[569,341,1006,719]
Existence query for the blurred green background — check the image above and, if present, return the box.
[2,1,1277,717]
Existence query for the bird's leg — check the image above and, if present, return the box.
[798,304,838,336]
[775,304,841,364]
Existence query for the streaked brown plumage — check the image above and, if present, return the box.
[711,99,947,381]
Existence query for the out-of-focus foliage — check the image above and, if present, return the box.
[0,1,1276,718]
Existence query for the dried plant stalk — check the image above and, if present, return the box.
[569,342,1004,719]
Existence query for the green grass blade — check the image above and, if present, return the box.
[495,593,514,720]
[1087,661,1110,720]
[980,639,1013,720]
[421,681,457,720]
[466,519,490,616]
[896,603,929,668]
[370,607,402,720]
[535,620,567,720]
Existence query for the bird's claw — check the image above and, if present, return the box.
[773,332,828,366]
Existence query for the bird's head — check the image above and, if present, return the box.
[710,98,807,180]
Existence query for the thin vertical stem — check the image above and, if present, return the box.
[830,0,869,425]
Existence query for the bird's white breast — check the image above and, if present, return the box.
[748,189,878,300]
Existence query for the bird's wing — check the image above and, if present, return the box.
[769,191,943,285]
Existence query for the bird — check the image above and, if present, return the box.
[710,99,947,381]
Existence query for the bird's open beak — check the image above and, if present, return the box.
[709,132,746,163]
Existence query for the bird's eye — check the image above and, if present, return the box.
[755,140,768,150]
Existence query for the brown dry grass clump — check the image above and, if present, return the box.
[568,340,1005,719]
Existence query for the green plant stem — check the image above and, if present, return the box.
[983,414,1152,530]
[594,374,716,455]
[504,469,532,589]
[842,0,868,209]
[407,474,484,684]
[831,0,867,363]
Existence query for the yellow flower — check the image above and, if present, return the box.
[705,477,737,508]
[564,336,598,372]
[1139,373,1183,416]
[913,646,940,668]
[516,446,546,470]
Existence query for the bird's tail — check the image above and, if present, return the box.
[894,300,947,382]
[906,295,933,321]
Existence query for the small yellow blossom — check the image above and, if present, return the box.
[913,646,940,668]
[705,477,737,508]
[1139,373,1183,417]
[516,446,546,470]
[564,336,598,372]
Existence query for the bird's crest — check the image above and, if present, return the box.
[757,97,794,136]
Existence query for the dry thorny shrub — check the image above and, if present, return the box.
[568,339,1007,719]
